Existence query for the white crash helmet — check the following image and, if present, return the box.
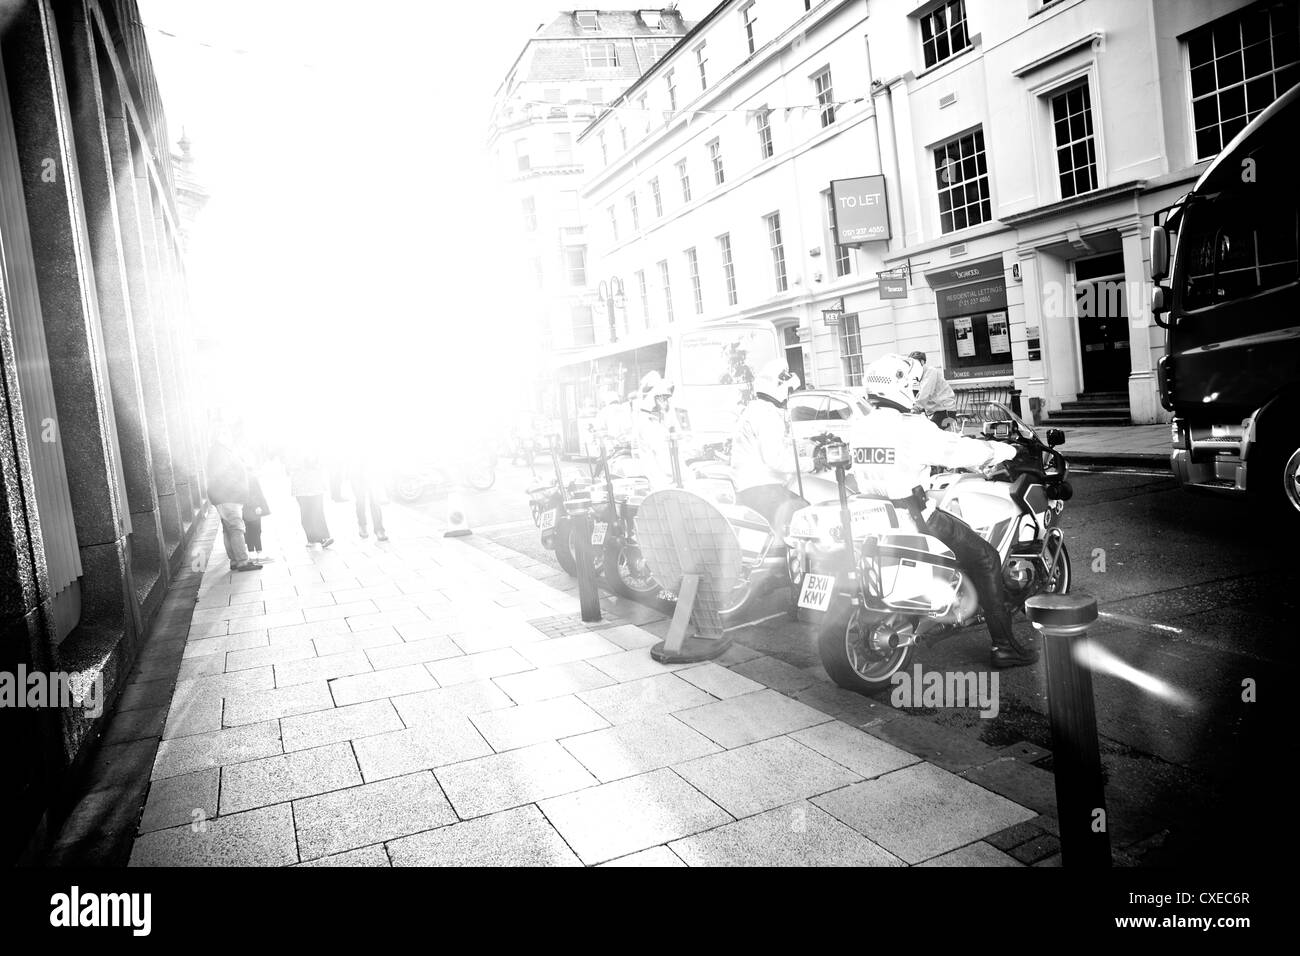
[637,371,674,412]
[862,354,918,411]
[754,359,800,403]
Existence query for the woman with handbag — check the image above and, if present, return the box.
[243,471,272,561]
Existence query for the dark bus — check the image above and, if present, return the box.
[1151,81,1300,518]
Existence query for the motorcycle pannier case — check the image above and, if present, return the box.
[862,533,963,616]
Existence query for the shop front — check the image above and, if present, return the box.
[925,257,1014,383]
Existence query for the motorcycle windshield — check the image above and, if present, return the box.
[980,402,1041,440]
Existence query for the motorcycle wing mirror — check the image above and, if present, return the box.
[1046,428,1066,448]
[823,439,852,467]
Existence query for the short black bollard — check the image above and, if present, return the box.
[569,505,602,623]
[1025,593,1111,868]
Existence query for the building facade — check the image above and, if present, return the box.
[0,0,207,863]
[574,0,1297,425]
[487,8,692,435]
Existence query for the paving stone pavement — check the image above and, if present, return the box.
[126,492,1038,867]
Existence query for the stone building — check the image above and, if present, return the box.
[575,0,1296,425]
[487,8,692,442]
[0,0,207,863]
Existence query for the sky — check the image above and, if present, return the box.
[137,0,714,443]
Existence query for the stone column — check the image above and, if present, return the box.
[120,127,181,553]
[1121,220,1161,424]
[64,5,164,603]
[1,0,129,644]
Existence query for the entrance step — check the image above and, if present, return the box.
[1044,390,1131,426]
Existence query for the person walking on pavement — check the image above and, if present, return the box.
[206,423,261,572]
[288,450,334,549]
[908,351,959,430]
[243,470,271,562]
[850,354,1035,669]
[349,442,388,541]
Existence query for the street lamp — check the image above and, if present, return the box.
[598,277,626,343]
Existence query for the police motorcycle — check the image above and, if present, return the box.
[789,402,1073,694]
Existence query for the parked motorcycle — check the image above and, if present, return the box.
[392,449,497,502]
[789,403,1073,695]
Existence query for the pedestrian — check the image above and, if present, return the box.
[243,470,271,562]
[349,442,388,542]
[206,423,261,572]
[908,350,959,430]
[288,451,334,549]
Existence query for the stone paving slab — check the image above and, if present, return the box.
[576,673,716,725]
[222,680,335,727]
[599,846,686,867]
[352,719,494,782]
[314,625,405,657]
[515,631,624,668]
[328,663,439,706]
[673,736,860,818]
[151,720,283,780]
[919,841,1024,866]
[280,699,403,752]
[387,804,582,867]
[493,661,615,704]
[469,695,609,752]
[293,771,456,861]
[224,641,317,672]
[561,714,722,782]
[393,681,516,722]
[670,801,904,867]
[675,662,765,700]
[539,767,734,866]
[220,742,363,814]
[176,654,228,681]
[161,694,224,740]
[675,689,832,749]
[434,740,597,819]
[274,650,372,688]
[138,768,220,834]
[426,646,534,686]
[182,630,267,660]
[297,845,392,867]
[365,636,464,670]
[130,804,297,867]
[790,721,922,779]
[812,763,1038,865]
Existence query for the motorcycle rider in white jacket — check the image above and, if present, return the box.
[632,372,680,489]
[847,354,1037,669]
[730,360,804,531]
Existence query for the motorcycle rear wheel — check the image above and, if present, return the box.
[465,463,496,491]
[1046,543,1071,594]
[817,603,916,695]
[604,542,674,610]
[395,476,424,503]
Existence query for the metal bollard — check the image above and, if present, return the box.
[569,504,602,623]
[1025,593,1111,868]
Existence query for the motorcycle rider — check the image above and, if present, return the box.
[591,388,632,450]
[848,354,1037,669]
[731,359,804,530]
[632,371,680,488]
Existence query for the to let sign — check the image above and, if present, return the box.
[831,175,890,244]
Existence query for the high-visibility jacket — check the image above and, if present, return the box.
[730,397,798,492]
[845,407,1001,503]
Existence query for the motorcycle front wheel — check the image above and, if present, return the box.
[1046,543,1071,594]
[603,541,672,609]
[817,602,916,695]
[553,518,577,576]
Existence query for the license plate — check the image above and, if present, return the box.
[797,573,836,611]
[591,522,607,546]
[539,509,557,531]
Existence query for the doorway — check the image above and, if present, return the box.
[1073,252,1130,393]
[783,325,806,388]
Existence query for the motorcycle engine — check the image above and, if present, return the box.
[1002,556,1038,595]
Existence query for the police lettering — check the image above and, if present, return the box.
[853,446,896,465]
